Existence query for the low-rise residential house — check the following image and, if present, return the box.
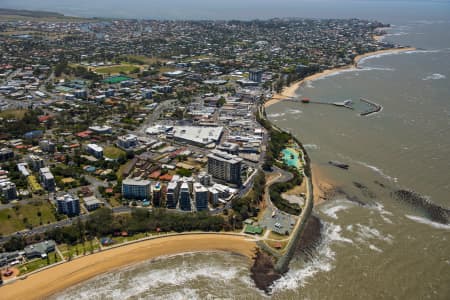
[83,196,103,211]
[24,240,56,259]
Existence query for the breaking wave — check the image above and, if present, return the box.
[287,108,303,114]
[313,66,395,81]
[371,202,394,224]
[303,144,319,150]
[267,112,285,118]
[357,49,443,65]
[305,80,315,88]
[53,252,257,300]
[355,160,398,183]
[368,244,383,253]
[422,73,447,81]
[353,224,394,244]
[385,32,409,37]
[405,215,450,230]
[271,222,352,291]
[320,199,356,220]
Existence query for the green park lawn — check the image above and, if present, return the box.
[104,146,126,159]
[0,201,56,235]
[0,109,27,119]
[19,252,58,274]
[59,240,100,259]
[121,55,167,65]
[93,64,140,75]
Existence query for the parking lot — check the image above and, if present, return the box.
[260,206,297,235]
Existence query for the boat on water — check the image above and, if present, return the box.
[301,98,310,103]
[328,160,349,170]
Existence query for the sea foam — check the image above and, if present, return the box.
[405,215,450,230]
[271,222,353,292]
[422,73,447,81]
[357,49,442,65]
[355,160,398,183]
[372,202,394,224]
[53,252,252,300]
[321,199,356,220]
[267,112,286,118]
[313,66,394,81]
[287,108,303,114]
[303,144,319,150]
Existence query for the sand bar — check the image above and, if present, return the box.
[264,47,416,108]
[0,233,256,299]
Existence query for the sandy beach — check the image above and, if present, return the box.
[264,47,416,108]
[0,234,256,300]
[311,163,337,205]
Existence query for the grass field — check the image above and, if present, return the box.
[19,252,58,275]
[116,162,129,179]
[112,232,148,244]
[181,54,212,62]
[0,201,56,235]
[122,55,167,65]
[93,64,141,75]
[59,240,100,259]
[104,146,126,159]
[158,66,177,73]
[108,197,122,207]
[0,109,27,119]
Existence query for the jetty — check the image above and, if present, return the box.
[284,97,354,110]
[282,97,384,116]
[360,97,382,116]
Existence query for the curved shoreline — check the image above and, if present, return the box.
[0,233,257,299]
[264,47,416,108]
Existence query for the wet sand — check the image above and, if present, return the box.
[264,47,416,108]
[311,164,336,205]
[0,234,256,300]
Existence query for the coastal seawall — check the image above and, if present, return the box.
[254,106,315,287]
[275,175,314,273]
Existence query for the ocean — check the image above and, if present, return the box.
[25,1,449,299]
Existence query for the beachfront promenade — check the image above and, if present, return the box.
[275,173,313,273]
[0,233,257,299]
[255,105,315,273]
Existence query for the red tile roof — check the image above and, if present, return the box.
[159,174,173,181]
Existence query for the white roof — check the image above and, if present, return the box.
[87,144,103,152]
[167,181,178,190]
[193,183,208,193]
[39,167,54,179]
[172,126,223,145]
[123,178,150,186]
[89,125,112,132]
[118,134,138,141]
[180,182,189,190]
[84,196,103,206]
[208,150,243,164]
